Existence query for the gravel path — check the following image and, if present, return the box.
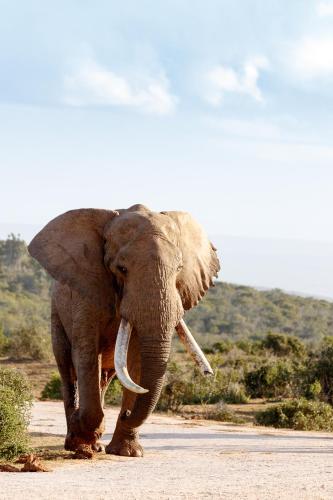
[1,402,332,499]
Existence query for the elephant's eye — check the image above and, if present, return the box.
[117,265,128,276]
[177,264,183,272]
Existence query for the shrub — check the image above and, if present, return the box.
[202,346,214,354]
[41,372,62,400]
[245,361,295,399]
[235,339,261,355]
[157,362,191,411]
[0,368,33,459]
[158,358,248,410]
[255,399,333,431]
[222,382,249,404]
[104,379,123,406]
[313,338,333,403]
[185,364,230,405]
[304,380,322,401]
[204,401,244,423]
[211,340,233,354]
[262,333,305,358]
[5,326,51,361]
[157,379,190,412]
[0,325,8,355]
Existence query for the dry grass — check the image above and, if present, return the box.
[0,359,57,399]
[177,399,279,424]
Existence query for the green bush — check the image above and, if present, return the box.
[211,340,233,354]
[304,380,322,400]
[41,372,62,400]
[180,363,229,405]
[204,401,244,423]
[261,333,306,358]
[157,359,248,411]
[222,382,249,404]
[235,339,261,355]
[157,379,190,412]
[0,368,33,459]
[0,325,8,355]
[157,362,191,411]
[5,326,51,361]
[313,338,333,403]
[104,378,123,406]
[255,399,333,431]
[245,361,295,399]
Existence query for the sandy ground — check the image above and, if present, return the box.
[0,402,332,499]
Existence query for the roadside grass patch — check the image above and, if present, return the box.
[222,382,249,404]
[204,401,245,423]
[255,398,333,431]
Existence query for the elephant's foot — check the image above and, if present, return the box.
[65,409,104,453]
[64,433,90,452]
[65,433,83,451]
[64,434,105,452]
[105,438,143,457]
[105,426,143,457]
[64,434,106,460]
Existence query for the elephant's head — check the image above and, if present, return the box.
[28,204,220,428]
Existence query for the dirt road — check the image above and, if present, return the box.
[1,402,332,499]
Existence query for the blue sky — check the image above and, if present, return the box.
[1,1,333,296]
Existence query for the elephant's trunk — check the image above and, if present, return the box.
[117,261,180,430]
[121,335,172,430]
[114,319,213,430]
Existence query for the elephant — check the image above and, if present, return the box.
[28,204,220,457]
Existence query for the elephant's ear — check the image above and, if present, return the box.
[28,209,119,310]
[162,211,220,310]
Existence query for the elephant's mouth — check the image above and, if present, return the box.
[114,318,214,394]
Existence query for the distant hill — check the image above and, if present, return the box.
[0,236,332,351]
[0,235,51,337]
[187,282,333,344]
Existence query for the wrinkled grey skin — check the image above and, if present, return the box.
[28,204,220,456]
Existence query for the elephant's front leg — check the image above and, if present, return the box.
[106,333,143,457]
[85,367,115,453]
[68,351,104,450]
[67,319,105,452]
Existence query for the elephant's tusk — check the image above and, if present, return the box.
[175,319,214,376]
[114,319,149,394]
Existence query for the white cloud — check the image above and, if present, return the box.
[204,57,268,105]
[63,59,177,115]
[292,36,333,78]
[317,1,333,16]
